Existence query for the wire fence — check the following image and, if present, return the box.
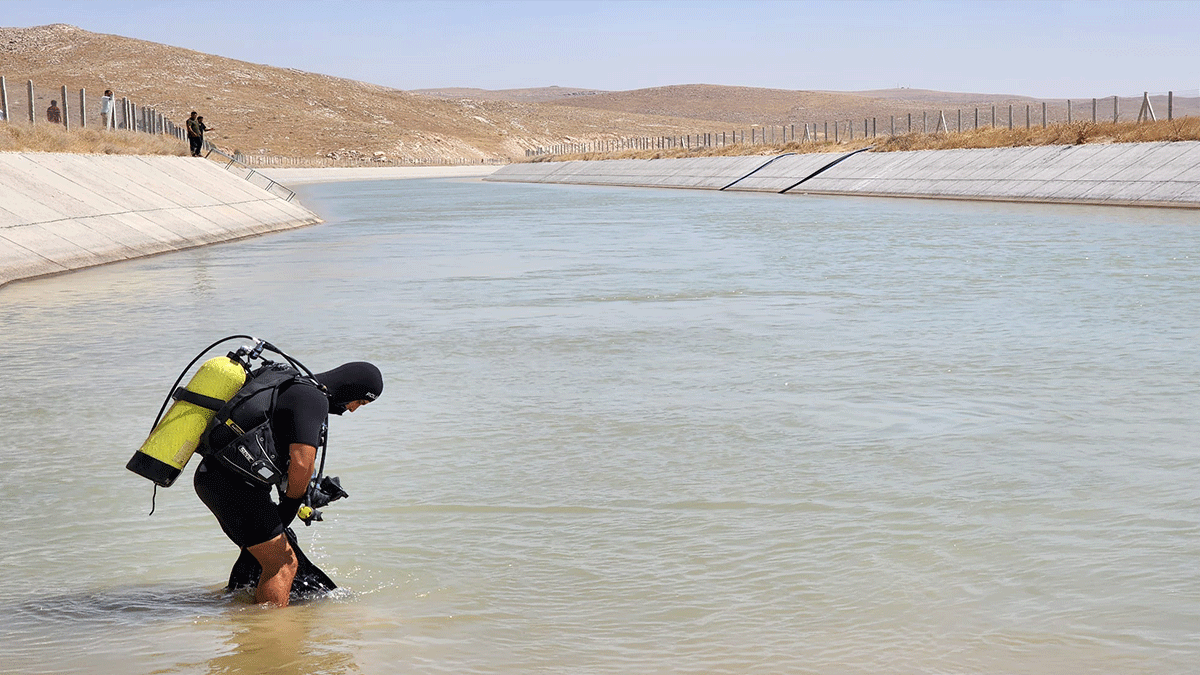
[526,89,1200,157]
[6,76,1197,164]
[0,75,189,142]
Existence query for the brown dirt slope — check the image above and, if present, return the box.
[541,83,1046,126]
[1,24,721,161]
[7,24,1187,162]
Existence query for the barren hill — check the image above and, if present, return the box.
[538,83,1045,126]
[2,24,1093,163]
[411,86,609,103]
[1,24,716,162]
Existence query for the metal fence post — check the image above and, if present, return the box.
[1092,98,1097,123]
[1042,101,1047,128]
[0,76,8,123]
[1168,91,1174,120]
[1067,99,1072,123]
[27,79,35,124]
[1113,95,1118,123]
[61,85,69,130]
[79,88,86,128]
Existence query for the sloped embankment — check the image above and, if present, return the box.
[487,142,1200,208]
[0,152,321,287]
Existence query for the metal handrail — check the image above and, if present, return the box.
[203,141,297,202]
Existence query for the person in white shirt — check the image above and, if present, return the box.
[99,90,114,129]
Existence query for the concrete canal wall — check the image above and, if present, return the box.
[0,152,321,288]
[486,141,1200,209]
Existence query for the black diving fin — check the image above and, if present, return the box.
[226,527,337,600]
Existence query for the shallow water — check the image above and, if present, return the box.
[2,178,1198,674]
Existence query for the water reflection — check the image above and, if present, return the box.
[3,583,362,675]
[205,602,360,675]
[17,584,227,625]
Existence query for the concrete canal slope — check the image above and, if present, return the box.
[0,152,321,288]
[486,141,1200,208]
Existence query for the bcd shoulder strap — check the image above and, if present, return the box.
[201,365,310,454]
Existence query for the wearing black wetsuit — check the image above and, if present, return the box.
[194,361,383,550]
[194,382,328,548]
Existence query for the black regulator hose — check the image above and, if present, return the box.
[144,334,331,516]
[148,334,257,433]
[147,335,324,432]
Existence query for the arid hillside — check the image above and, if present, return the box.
[543,84,1047,125]
[1,24,719,162]
[4,24,1192,163]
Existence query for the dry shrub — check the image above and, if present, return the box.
[0,121,189,155]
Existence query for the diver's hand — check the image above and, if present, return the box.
[277,495,303,528]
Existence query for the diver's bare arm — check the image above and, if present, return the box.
[287,443,317,499]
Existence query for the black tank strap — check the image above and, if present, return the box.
[172,387,227,412]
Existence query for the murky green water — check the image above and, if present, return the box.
[2,178,1198,674]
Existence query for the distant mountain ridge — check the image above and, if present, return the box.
[1,24,1074,162]
[411,86,610,102]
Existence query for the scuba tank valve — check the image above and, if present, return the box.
[130,335,327,515]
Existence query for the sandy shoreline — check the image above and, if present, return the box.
[260,164,502,186]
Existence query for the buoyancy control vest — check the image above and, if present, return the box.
[200,363,326,487]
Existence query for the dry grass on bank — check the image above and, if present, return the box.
[0,122,189,156]
[536,116,1200,163]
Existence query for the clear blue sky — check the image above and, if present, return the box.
[3,0,1197,99]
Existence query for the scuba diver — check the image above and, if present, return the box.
[193,359,384,607]
[127,338,384,607]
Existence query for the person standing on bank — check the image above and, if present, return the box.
[46,100,62,124]
[186,111,202,156]
[193,361,384,607]
[99,90,114,130]
[196,115,215,154]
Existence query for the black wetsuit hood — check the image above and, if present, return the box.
[314,361,384,415]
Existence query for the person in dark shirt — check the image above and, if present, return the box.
[194,361,383,606]
[46,100,62,124]
[186,111,202,156]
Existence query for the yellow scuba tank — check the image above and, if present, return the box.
[126,356,247,487]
